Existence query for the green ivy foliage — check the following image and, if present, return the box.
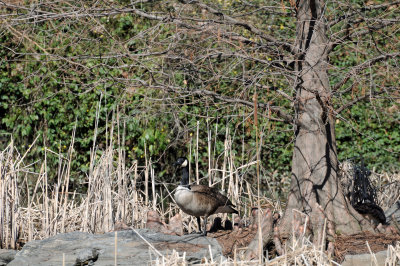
[336,101,400,170]
[0,0,399,195]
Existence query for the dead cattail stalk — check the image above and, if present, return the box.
[144,143,149,206]
[208,129,212,187]
[151,160,156,211]
[221,127,229,191]
[61,125,76,233]
[196,121,199,185]
[253,92,263,263]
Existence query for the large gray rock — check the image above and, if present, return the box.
[342,250,388,266]
[385,200,400,224]
[0,249,17,266]
[9,229,225,265]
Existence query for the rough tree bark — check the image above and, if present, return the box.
[278,0,374,242]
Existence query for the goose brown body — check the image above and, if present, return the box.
[173,157,238,235]
[174,185,237,217]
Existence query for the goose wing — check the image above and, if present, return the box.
[191,185,235,208]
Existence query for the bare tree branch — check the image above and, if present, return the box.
[179,0,299,55]
[149,83,293,122]
[335,91,387,114]
[329,1,400,27]
[332,53,400,92]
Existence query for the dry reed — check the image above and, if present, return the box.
[0,128,399,265]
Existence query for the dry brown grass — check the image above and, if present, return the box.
[0,134,399,265]
[339,160,400,210]
[370,171,400,210]
[0,128,273,249]
[0,138,151,248]
[151,234,400,265]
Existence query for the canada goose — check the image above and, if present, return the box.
[173,157,238,236]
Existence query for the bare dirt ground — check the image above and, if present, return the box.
[148,211,400,262]
[208,228,400,262]
[334,231,400,262]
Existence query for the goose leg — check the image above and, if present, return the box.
[201,216,208,236]
[196,217,202,234]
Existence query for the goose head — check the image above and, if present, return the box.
[174,157,188,169]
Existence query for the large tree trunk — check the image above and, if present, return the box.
[278,0,374,240]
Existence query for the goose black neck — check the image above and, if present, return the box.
[179,165,190,187]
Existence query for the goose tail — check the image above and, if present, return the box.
[215,205,238,214]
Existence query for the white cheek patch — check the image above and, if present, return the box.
[181,159,188,167]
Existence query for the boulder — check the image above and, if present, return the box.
[342,250,387,266]
[0,249,17,266]
[385,200,400,224]
[8,229,225,265]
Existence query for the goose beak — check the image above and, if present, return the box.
[173,162,180,171]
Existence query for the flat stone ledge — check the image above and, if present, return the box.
[8,229,225,265]
[0,249,17,266]
[342,250,388,266]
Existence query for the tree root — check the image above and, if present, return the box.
[273,227,284,255]
[244,204,342,260]
[244,208,273,260]
[243,205,398,262]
